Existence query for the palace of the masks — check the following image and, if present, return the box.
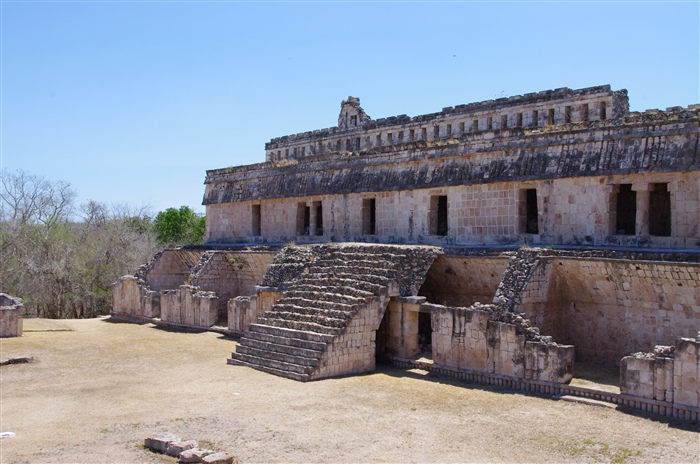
[113,85,700,420]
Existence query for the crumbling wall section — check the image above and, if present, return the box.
[621,337,699,416]
[0,293,23,337]
[111,276,160,318]
[430,302,574,383]
[160,286,218,328]
[146,250,204,291]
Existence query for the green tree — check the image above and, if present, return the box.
[153,206,205,245]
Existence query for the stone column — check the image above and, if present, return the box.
[633,183,650,236]
[309,203,317,236]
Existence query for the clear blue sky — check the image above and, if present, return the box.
[2,1,698,216]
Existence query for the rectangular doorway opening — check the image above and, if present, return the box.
[649,183,671,236]
[296,202,309,235]
[430,195,448,236]
[519,188,539,234]
[615,184,636,235]
[362,198,376,235]
[314,202,324,236]
[251,204,261,236]
[418,312,432,356]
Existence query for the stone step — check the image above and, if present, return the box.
[262,312,348,329]
[236,345,321,367]
[307,265,398,280]
[270,303,354,321]
[247,323,334,343]
[227,356,311,381]
[301,273,391,290]
[230,352,314,375]
[287,285,375,300]
[242,329,329,351]
[256,318,342,336]
[278,297,359,313]
[310,258,396,271]
[283,289,370,305]
[293,277,386,296]
[241,337,325,358]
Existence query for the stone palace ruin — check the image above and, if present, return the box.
[113,85,699,420]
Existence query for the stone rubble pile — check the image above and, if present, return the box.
[144,433,237,464]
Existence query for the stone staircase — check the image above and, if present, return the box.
[228,244,440,381]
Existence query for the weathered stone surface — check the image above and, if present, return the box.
[144,433,181,454]
[0,293,23,338]
[166,439,198,457]
[201,452,236,464]
[179,447,213,463]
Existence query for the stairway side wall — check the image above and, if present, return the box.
[311,293,389,380]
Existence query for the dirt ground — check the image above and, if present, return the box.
[1,317,698,464]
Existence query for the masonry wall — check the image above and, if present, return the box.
[146,250,204,291]
[430,303,574,382]
[160,286,218,328]
[620,337,700,411]
[205,171,699,249]
[519,258,700,365]
[192,251,275,323]
[311,293,389,380]
[418,255,509,307]
[111,276,160,318]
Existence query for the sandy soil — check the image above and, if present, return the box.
[0,317,698,464]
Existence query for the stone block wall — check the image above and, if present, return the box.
[516,255,699,365]
[418,255,509,307]
[160,286,218,328]
[430,302,574,383]
[311,293,390,380]
[111,276,160,318]
[228,289,282,333]
[674,338,700,408]
[0,293,23,337]
[621,337,700,411]
[621,354,674,402]
[146,250,204,291]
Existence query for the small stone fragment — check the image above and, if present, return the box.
[179,448,215,463]
[145,433,181,454]
[202,451,237,464]
[167,439,198,457]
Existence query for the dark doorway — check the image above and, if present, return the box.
[525,189,539,234]
[363,198,376,235]
[430,195,448,236]
[418,312,432,355]
[616,184,636,235]
[649,183,671,236]
[251,204,261,236]
[297,203,310,235]
[315,203,323,235]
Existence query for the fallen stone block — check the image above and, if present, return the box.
[144,433,181,454]
[167,439,198,457]
[0,357,34,366]
[179,448,215,463]
[202,451,237,464]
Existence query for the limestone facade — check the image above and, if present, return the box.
[204,85,699,250]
